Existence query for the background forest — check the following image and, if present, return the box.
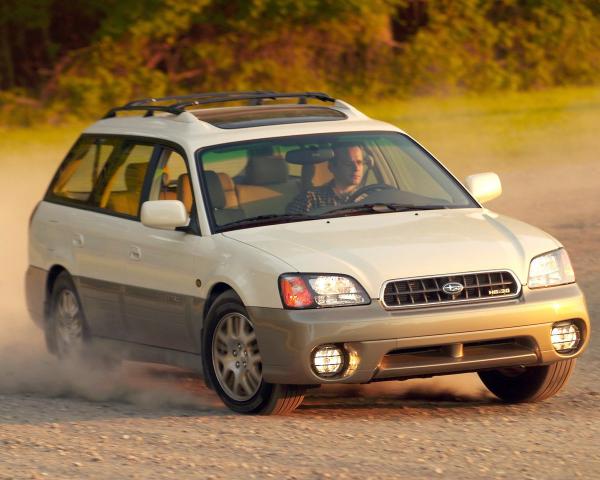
[1,0,600,125]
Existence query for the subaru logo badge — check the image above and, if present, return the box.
[442,282,464,295]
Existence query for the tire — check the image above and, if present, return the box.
[203,290,305,415]
[46,272,88,358]
[46,271,120,368]
[478,359,576,403]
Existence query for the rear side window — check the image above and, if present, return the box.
[96,143,155,217]
[49,137,117,203]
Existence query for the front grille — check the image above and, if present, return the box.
[381,270,520,309]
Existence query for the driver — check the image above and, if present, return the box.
[286,144,365,214]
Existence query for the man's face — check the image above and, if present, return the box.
[330,145,365,189]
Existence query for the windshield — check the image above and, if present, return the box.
[196,131,477,231]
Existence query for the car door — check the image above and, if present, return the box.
[46,135,131,340]
[121,145,202,352]
[78,138,157,340]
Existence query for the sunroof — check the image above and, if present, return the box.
[192,105,347,129]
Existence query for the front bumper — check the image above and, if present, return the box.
[248,283,590,385]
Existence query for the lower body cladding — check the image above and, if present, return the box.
[247,283,590,385]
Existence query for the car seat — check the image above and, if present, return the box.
[235,147,299,217]
[203,171,245,225]
[300,162,333,190]
[106,162,148,215]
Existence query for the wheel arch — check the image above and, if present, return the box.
[202,282,240,322]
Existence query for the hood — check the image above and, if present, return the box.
[223,208,561,298]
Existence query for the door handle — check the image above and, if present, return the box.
[72,234,84,248]
[129,246,142,261]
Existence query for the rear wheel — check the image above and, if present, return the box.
[203,291,305,415]
[46,272,119,367]
[47,272,87,358]
[478,359,576,403]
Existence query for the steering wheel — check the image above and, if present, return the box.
[348,183,397,202]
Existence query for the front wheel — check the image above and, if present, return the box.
[478,359,576,403]
[203,291,305,415]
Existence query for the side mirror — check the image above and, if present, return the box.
[465,172,502,204]
[141,200,189,230]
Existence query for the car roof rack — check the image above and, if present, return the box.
[102,91,336,119]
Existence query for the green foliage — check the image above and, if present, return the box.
[397,0,600,93]
[1,0,600,126]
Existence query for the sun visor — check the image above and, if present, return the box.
[286,147,334,165]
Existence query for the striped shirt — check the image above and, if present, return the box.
[286,181,352,214]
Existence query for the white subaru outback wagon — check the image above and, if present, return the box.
[27,91,590,414]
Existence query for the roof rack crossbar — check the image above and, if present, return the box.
[103,91,336,119]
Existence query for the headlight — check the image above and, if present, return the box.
[528,248,575,289]
[279,274,370,309]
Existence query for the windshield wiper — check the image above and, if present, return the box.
[220,213,319,229]
[219,204,448,230]
[320,203,448,218]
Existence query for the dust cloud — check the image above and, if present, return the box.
[0,323,218,410]
[0,289,219,410]
[314,375,491,404]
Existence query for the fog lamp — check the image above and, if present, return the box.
[551,322,581,353]
[313,345,345,377]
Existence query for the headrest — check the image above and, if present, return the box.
[301,161,333,188]
[248,145,275,158]
[217,172,235,192]
[204,170,226,209]
[177,173,193,213]
[245,155,289,185]
[161,165,170,186]
[125,163,148,191]
[161,172,169,186]
[286,147,334,165]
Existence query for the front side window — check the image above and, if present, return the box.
[197,132,477,231]
[49,136,117,203]
[147,148,194,213]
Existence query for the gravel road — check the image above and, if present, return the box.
[1,158,598,480]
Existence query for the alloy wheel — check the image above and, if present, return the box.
[54,289,84,357]
[211,312,262,401]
